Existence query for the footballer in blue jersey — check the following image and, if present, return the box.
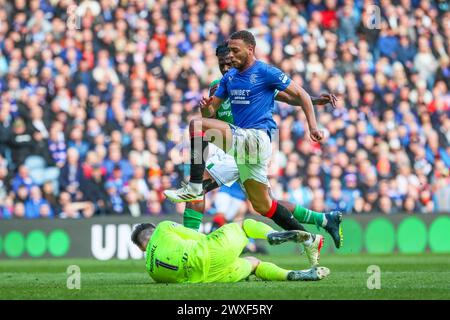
[177,44,343,257]
[164,31,343,258]
[214,60,289,136]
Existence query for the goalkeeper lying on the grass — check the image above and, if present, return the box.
[131,219,330,283]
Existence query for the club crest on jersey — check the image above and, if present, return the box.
[221,101,231,110]
[279,73,288,83]
[250,73,258,84]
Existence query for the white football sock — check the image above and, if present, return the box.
[190,182,203,194]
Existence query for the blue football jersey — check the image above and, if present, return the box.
[214,60,291,135]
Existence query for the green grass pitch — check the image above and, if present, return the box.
[1,253,449,300]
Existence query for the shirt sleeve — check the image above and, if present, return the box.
[214,75,229,100]
[208,79,221,97]
[265,64,291,92]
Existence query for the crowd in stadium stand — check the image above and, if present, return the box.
[0,0,449,219]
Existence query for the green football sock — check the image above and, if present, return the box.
[183,208,203,231]
[255,262,289,281]
[293,205,325,228]
[242,219,274,240]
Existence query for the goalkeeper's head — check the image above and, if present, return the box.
[131,223,156,252]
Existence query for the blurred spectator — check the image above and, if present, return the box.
[105,181,126,214]
[321,0,338,30]
[129,166,151,200]
[11,165,35,193]
[81,163,109,215]
[433,177,450,212]
[58,191,95,219]
[0,104,12,158]
[326,183,351,213]
[377,196,396,215]
[107,165,129,195]
[377,24,399,61]
[352,197,366,214]
[124,190,147,217]
[338,4,358,43]
[103,143,133,181]
[414,36,439,88]
[342,173,361,211]
[403,196,418,214]
[8,118,34,167]
[0,0,448,219]
[42,181,60,214]
[397,35,416,69]
[25,185,53,218]
[47,122,67,168]
[0,156,9,216]
[59,148,84,201]
[68,127,89,160]
[287,177,313,208]
[13,202,26,219]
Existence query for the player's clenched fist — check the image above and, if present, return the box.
[199,96,212,109]
[309,128,324,142]
[199,96,214,118]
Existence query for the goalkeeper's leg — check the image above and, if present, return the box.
[244,257,330,281]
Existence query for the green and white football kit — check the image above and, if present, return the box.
[205,80,279,187]
[205,79,240,187]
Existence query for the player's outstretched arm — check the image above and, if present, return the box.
[281,82,324,142]
[276,90,337,108]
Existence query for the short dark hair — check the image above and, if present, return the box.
[216,43,230,57]
[131,223,155,247]
[230,30,256,48]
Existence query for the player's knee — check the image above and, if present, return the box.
[245,256,261,272]
[242,218,256,231]
[203,170,212,180]
[189,118,203,135]
[251,199,271,216]
[277,200,295,212]
[245,184,272,214]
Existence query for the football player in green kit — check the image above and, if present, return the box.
[131,219,330,283]
[174,44,342,268]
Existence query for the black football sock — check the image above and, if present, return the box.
[190,134,208,185]
[266,200,307,231]
[203,179,219,194]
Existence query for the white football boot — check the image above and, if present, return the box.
[303,234,324,267]
[287,266,330,281]
[163,182,203,203]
